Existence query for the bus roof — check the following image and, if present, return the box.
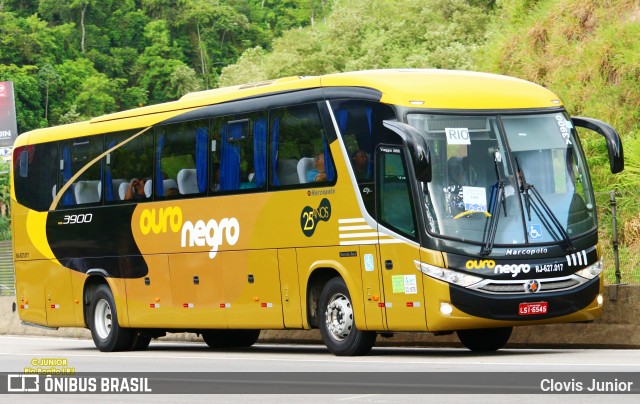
[15,69,563,147]
[320,69,562,110]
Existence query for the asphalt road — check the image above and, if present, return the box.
[0,335,638,403]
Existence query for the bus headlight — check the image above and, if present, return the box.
[414,260,482,287]
[575,259,603,280]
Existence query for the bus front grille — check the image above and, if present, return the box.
[475,277,582,294]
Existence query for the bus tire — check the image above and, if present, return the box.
[88,284,134,352]
[318,277,376,356]
[202,330,261,348]
[456,327,512,352]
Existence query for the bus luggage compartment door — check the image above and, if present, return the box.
[14,260,47,326]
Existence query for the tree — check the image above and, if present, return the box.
[72,0,90,52]
[169,65,204,98]
[220,0,492,84]
[58,104,85,124]
[174,0,218,89]
[0,12,62,65]
[218,46,268,87]
[47,58,102,124]
[0,64,46,132]
[37,63,60,124]
[0,161,11,239]
[74,74,118,117]
[136,19,189,103]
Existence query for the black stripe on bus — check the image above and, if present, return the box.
[160,87,382,125]
[46,204,148,278]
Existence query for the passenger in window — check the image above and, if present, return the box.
[306,152,326,182]
[443,157,466,217]
[165,186,179,197]
[351,149,370,181]
[241,167,257,189]
[447,156,467,186]
[212,163,221,192]
[124,178,147,201]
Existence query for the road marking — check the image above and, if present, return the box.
[339,394,378,401]
[1,336,639,369]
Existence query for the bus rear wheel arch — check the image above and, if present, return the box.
[318,277,376,356]
[86,283,150,352]
[456,327,513,352]
[88,284,137,352]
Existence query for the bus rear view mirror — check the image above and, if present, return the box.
[572,116,624,174]
[383,121,431,182]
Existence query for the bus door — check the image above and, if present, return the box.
[375,144,427,331]
[358,244,386,330]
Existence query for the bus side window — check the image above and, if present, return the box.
[104,129,153,204]
[377,149,417,239]
[58,136,103,208]
[212,112,266,193]
[156,120,208,198]
[270,103,335,188]
[12,142,58,212]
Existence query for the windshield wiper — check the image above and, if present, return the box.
[515,159,575,252]
[480,149,508,256]
[480,181,504,256]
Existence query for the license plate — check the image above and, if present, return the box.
[518,301,548,316]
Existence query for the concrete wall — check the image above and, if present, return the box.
[1,284,638,348]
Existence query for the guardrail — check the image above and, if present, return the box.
[0,240,14,296]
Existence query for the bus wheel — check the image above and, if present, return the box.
[456,327,513,352]
[318,277,376,356]
[88,284,134,352]
[202,330,261,348]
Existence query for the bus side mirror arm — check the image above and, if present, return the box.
[382,120,432,182]
[412,144,431,183]
[572,116,624,174]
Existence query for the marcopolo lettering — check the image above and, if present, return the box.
[139,206,240,259]
[505,248,548,256]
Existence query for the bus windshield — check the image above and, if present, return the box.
[406,112,596,248]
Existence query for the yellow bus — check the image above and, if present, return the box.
[11,69,623,355]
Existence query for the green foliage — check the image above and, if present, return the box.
[0,161,10,241]
[1,0,638,285]
[0,0,330,132]
[0,64,47,130]
[476,0,640,283]
[0,216,11,241]
[170,65,205,98]
[220,0,492,85]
